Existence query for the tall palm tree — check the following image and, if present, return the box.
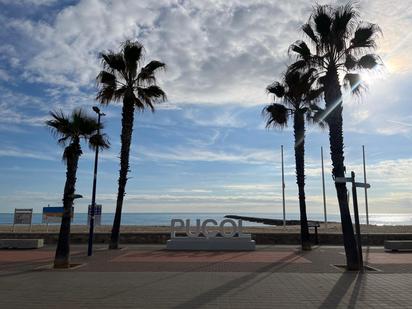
[46,109,109,268]
[289,3,382,269]
[263,68,323,251]
[96,40,167,249]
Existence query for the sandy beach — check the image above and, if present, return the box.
[2,223,412,234]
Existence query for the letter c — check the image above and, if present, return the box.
[201,219,218,238]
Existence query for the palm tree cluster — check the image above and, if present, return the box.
[46,41,167,267]
[45,2,380,271]
[264,2,381,269]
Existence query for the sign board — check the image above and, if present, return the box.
[14,208,33,225]
[88,204,102,226]
[355,182,371,189]
[13,208,33,231]
[42,206,74,223]
[335,177,353,183]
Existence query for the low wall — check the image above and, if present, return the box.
[1,232,412,246]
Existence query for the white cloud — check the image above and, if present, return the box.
[137,145,278,165]
[0,146,56,160]
[2,0,311,104]
[0,0,56,5]
[183,107,246,128]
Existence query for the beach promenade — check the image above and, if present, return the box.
[1,244,412,308]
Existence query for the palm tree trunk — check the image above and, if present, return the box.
[293,111,311,250]
[324,66,360,270]
[54,143,80,268]
[110,100,135,249]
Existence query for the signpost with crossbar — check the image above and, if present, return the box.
[335,172,370,271]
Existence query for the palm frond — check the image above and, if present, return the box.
[138,60,166,83]
[343,73,366,96]
[47,108,102,146]
[307,104,327,128]
[287,59,309,73]
[136,85,167,112]
[332,3,358,38]
[71,109,101,138]
[46,110,72,143]
[96,71,116,87]
[89,133,110,151]
[96,85,116,105]
[344,54,358,70]
[101,52,125,73]
[289,40,311,61]
[266,81,285,98]
[306,87,324,102]
[313,5,332,42]
[350,23,381,50]
[357,54,380,70]
[302,23,318,44]
[123,40,143,79]
[113,86,127,102]
[262,103,289,128]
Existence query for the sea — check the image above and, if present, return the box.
[1,212,412,226]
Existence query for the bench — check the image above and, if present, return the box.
[0,239,44,249]
[384,240,412,252]
[308,222,320,245]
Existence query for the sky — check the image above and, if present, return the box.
[0,0,411,216]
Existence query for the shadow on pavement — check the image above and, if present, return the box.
[172,251,305,309]
[318,272,361,308]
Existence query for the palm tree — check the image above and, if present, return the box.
[288,3,382,269]
[96,40,167,249]
[263,68,323,251]
[46,109,109,268]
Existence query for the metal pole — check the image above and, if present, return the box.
[351,171,364,270]
[321,146,327,229]
[362,145,369,228]
[281,145,286,228]
[87,111,102,256]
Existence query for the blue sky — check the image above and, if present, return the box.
[0,0,411,216]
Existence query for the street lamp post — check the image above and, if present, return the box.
[87,106,105,256]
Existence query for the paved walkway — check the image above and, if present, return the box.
[1,245,412,308]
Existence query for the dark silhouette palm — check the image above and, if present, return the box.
[263,68,323,251]
[46,109,109,268]
[96,40,167,249]
[289,3,382,269]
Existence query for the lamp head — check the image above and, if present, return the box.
[92,106,100,114]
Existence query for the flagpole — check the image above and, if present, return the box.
[281,145,286,228]
[321,146,327,229]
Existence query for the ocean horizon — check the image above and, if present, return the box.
[1,212,412,226]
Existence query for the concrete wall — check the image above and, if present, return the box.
[1,232,412,246]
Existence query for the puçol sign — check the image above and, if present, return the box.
[170,219,247,238]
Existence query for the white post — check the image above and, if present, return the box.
[321,146,327,229]
[363,145,369,228]
[281,145,286,228]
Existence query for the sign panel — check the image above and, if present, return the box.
[335,177,353,183]
[88,204,102,226]
[13,208,33,232]
[14,208,33,225]
[42,206,74,223]
[355,182,371,189]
